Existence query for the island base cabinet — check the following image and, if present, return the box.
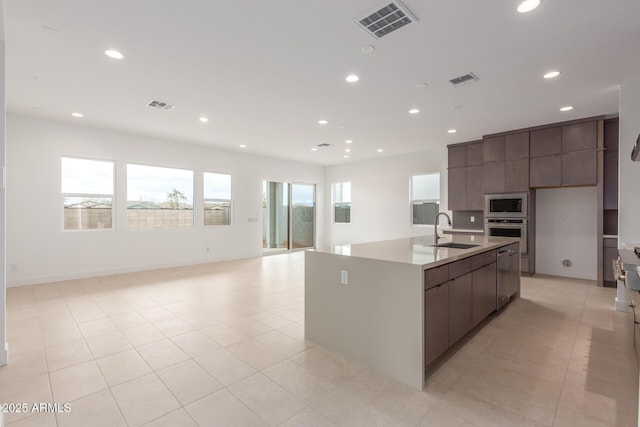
[472,262,497,327]
[424,284,449,366]
[448,273,473,346]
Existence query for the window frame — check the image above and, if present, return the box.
[332,181,351,224]
[203,170,233,227]
[410,173,441,226]
[61,156,115,232]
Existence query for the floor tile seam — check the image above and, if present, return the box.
[550,293,589,425]
[97,346,156,387]
[224,372,312,426]
[446,378,558,423]
[443,386,555,426]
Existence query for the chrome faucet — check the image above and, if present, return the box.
[433,212,452,245]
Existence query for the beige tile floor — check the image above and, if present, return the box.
[1,251,637,426]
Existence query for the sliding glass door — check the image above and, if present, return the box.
[263,181,315,253]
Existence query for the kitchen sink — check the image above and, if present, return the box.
[432,243,479,249]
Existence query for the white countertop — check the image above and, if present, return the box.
[312,234,519,269]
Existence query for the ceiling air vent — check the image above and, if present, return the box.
[317,143,331,148]
[449,73,479,87]
[147,100,175,111]
[355,1,417,40]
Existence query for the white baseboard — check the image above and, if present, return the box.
[7,254,259,287]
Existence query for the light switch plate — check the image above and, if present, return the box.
[340,270,349,285]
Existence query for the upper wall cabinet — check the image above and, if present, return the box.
[483,132,530,194]
[448,141,484,211]
[530,121,598,188]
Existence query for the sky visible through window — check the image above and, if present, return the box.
[127,164,194,205]
[61,157,113,194]
[204,172,231,200]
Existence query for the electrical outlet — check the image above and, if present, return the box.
[10,264,17,272]
[470,216,475,223]
[206,247,210,253]
[340,270,349,285]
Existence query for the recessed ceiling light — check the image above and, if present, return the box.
[517,0,541,13]
[377,149,384,153]
[346,74,359,83]
[199,117,208,123]
[318,120,328,125]
[311,147,318,151]
[345,148,351,153]
[71,112,84,118]
[361,45,375,54]
[345,140,353,144]
[448,129,457,134]
[416,82,428,89]
[409,109,420,115]
[104,49,124,59]
[560,106,574,112]
[239,144,247,148]
[544,71,561,79]
[344,155,350,158]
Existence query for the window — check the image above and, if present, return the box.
[411,173,440,225]
[61,157,114,231]
[204,172,232,226]
[127,164,194,229]
[333,182,351,223]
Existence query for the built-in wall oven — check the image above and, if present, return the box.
[485,218,527,254]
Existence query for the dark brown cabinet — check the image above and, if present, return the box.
[604,118,619,210]
[562,151,597,186]
[424,250,501,367]
[530,155,562,188]
[505,158,530,192]
[530,127,561,157]
[483,136,506,162]
[506,132,529,159]
[448,167,467,211]
[448,272,472,345]
[483,161,506,194]
[448,141,483,210]
[424,283,449,366]
[483,132,529,194]
[530,121,599,188]
[448,146,466,168]
[562,121,598,152]
[472,263,497,327]
[466,166,484,210]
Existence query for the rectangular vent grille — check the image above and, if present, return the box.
[356,1,417,39]
[147,100,175,110]
[449,73,479,87]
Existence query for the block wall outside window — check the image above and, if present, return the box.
[127,163,194,229]
[411,173,440,225]
[333,182,351,223]
[61,157,114,230]
[203,172,232,226]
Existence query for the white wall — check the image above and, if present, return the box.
[619,78,640,247]
[324,147,448,246]
[535,187,598,280]
[6,114,324,286]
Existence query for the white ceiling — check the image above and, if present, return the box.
[5,0,640,166]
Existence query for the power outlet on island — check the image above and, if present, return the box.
[340,270,349,285]
[470,216,475,223]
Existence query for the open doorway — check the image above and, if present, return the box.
[262,181,315,254]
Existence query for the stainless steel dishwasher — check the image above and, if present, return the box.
[497,243,520,309]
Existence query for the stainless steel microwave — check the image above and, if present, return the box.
[484,193,528,218]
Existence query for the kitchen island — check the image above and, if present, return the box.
[305,234,520,390]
